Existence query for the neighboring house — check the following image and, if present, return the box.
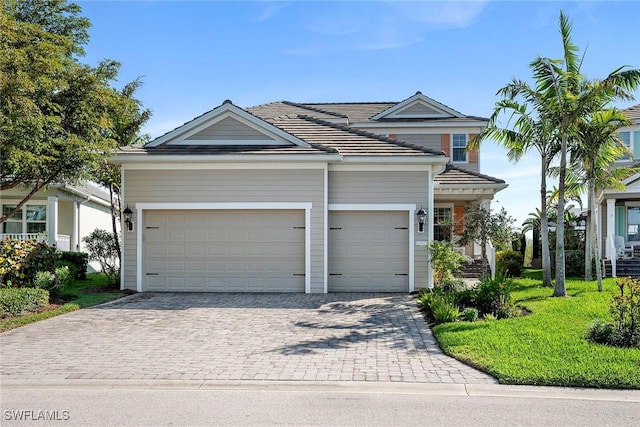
[113,92,507,293]
[601,104,640,263]
[1,183,113,270]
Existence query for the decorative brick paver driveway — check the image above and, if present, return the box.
[0,293,495,384]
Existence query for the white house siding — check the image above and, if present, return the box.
[328,170,430,289]
[122,168,325,293]
[77,200,114,271]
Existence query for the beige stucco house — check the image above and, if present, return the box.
[113,92,507,293]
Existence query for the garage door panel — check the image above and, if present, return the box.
[329,211,408,292]
[144,209,305,292]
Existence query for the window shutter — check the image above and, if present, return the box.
[634,131,640,158]
[454,206,464,235]
[441,134,451,156]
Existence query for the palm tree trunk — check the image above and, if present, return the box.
[591,179,603,292]
[554,134,567,297]
[540,154,552,287]
[109,183,122,266]
[584,191,593,281]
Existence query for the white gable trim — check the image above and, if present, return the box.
[134,202,313,293]
[146,102,309,148]
[370,92,464,121]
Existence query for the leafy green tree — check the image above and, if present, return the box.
[1,0,124,223]
[93,79,151,263]
[458,202,515,281]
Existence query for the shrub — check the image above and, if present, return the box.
[473,272,515,317]
[428,241,467,284]
[0,238,39,287]
[483,313,497,321]
[22,242,60,286]
[439,278,466,293]
[460,307,479,322]
[33,271,58,291]
[83,230,120,287]
[59,252,88,280]
[496,250,524,278]
[586,320,614,345]
[0,287,49,318]
[54,264,74,288]
[586,277,640,349]
[430,298,460,324]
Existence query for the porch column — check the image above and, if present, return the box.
[47,196,58,247]
[426,169,434,289]
[72,201,79,250]
[605,198,616,260]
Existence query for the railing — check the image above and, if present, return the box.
[0,233,47,242]
[56,235,71,251]
[609,234,617,278]
[0,233,71,251]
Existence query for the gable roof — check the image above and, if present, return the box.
[370,91,465,121]
[435,164,506,185]
[145,100,309,148]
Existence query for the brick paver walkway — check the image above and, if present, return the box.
[0,293,496,384]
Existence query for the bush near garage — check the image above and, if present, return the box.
[0,287,49,318]
[59,251,88,280]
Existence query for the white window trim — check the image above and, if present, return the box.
[328,203,416,292]
[1,202,48,234]
[451,133,468,164]
[433,204,454,242]
[134,202,313,293]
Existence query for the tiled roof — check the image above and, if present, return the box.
[265,115,444,156]
[623,104,640,122]
[302,102,396,123]
[435,164,506,185]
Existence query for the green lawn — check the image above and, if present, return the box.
[0,274,126,332]
[432,271,640,389]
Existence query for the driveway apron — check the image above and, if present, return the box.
[0,293,496,384]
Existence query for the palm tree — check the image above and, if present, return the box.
[526,12,640,296]
[470,92,557,288]
[571,108,635,291]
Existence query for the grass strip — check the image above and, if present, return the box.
[0,274,126,333]
[432,271,640,389]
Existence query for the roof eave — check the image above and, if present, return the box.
[111,153,342,164]
[340,155,449,164]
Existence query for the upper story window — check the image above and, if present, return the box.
[619,131,631,160]
[452,134,467,163]
[2,204,47,234]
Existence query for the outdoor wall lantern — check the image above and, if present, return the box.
[123,206,134,232]
[416,207,427,233]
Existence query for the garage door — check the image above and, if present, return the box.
[329,211,409,292]
[143,210,305,292]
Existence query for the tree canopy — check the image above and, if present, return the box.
[1,0,145,223]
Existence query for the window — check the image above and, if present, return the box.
[434,207,453,241]
[452,134,467,162]
[628,206,640,242]
[1,204,46,234]
[619,131,631,160]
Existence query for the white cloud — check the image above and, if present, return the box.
[390,0,489,29]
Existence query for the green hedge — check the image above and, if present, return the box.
[59,252,88,280]
[0,288,49,318]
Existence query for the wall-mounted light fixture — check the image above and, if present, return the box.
[416,207,427,233]
[123,206,134,232]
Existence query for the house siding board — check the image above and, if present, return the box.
[400,103,440,116]
[122,169,325,293]
[185,116,275,141]
[394,134,442,153]
[328,170,430,289]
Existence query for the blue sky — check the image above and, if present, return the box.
[77,0,640,225]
